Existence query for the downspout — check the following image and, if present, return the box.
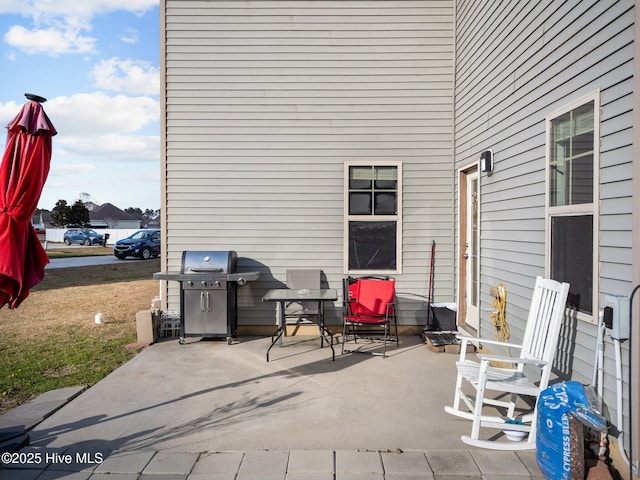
[159,0,169,308]
[452,0,461,325]
[632,1,640,475]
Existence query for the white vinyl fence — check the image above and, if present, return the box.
[44,228,143,246]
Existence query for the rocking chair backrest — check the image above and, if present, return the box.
[520,277,570,379]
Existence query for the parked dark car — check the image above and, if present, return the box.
[113,229,161,260]
[63,228,104,246]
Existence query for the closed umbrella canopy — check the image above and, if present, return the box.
[0,95,56,308]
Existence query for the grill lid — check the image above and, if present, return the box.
[181,250,237,274]
[154,250,260,285]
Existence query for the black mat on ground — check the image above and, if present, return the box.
[423,331,458,347]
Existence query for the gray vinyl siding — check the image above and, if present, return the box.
[162,1,456,327]
[454,0,634,443]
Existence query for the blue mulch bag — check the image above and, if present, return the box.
[536,381,607,480]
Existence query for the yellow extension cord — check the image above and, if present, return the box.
[490,283,509,350]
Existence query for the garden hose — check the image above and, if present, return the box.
[490,284,509,350]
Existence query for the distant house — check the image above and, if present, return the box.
[33,202,143,230]
[31,211,50,231]
[87,203,141,229]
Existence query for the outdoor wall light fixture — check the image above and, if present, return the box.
[480,149,493,175]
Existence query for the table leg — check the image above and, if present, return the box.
[318,300,324,348]
[318,301,335,361]
[279,300,285,346]
[266,300,285,362]
[266,328,284,362]
[266,298,334,362]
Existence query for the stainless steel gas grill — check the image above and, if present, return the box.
[154,250,260,345]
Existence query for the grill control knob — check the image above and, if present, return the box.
[201,281,207,287]
[187,281,193,287]
[214,280,222,288]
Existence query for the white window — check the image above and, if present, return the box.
[546,91,599,321]
[344,162,402,273]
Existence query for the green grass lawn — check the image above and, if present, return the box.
[0,259,160,414]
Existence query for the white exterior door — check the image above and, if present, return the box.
[458,168,479,331]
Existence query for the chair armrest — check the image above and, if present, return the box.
[477,354,547,369]
[455,335,523,362]
[456,335,523,351]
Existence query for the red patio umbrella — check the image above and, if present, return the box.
[0,94,56,309]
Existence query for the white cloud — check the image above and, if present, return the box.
[0,100,21,123]
[47,92,159,135]
[52,163,96,175]
[119,28,138,45]
[0,0,157,56]
[4,24,96,56]
[58,133,159,161]
[0,1,158,20]
[90,58,159,96]
[46,93,159,161]
[1,93,158,162]
[0,93,158,163]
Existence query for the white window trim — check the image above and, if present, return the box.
[545,90,600,324]
[344,161,403,275]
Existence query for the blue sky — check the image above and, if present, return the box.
[0,0,160,212]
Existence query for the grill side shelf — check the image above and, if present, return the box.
[153,272,184,282]
[227,272,260,283]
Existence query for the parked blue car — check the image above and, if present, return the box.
[63,228,104,246]
[113,229,161,260]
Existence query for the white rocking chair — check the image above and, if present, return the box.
[444,276,570,450]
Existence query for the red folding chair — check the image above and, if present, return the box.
[342,276,398,357]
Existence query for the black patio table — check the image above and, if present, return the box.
[262,288,338,362]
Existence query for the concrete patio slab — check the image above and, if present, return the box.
[0,385,85,446]
[288,449,334,474]
[0,335,546,479]
[336,451,384,475]
[380,450,430,475]
[93,450,155,474]
[27,335,477,453]
[471,449,534,476]
[422,450,480,477]
[143,451,200,474]
[190,451,243,474]
[238,450,289,475]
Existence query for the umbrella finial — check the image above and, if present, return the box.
[25,93,46,103]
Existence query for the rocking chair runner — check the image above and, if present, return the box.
[444,276,570,450]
